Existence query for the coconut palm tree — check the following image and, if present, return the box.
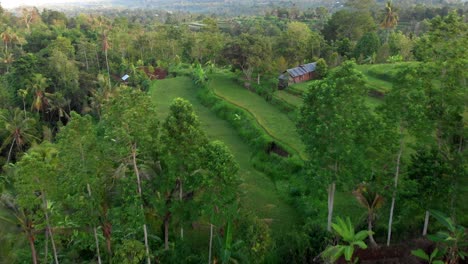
[28,74,50,114]
[0,192,39,264]
[102,32,111,87]
[352,183,384,248]
[46,92,71,121]
[1,28,12,53]
[0,108,38,164]
[381,1,398,42]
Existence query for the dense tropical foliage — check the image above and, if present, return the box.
[0,0,466,263]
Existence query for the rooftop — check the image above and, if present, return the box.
[286,62,316,78]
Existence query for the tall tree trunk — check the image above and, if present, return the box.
[22,98,27,118]
[103,221,112,258]
[84,49,89,71]
[387,135,403,246]
[95,49,101,70]
[164,213,170,250]
[41,192,59,264]
[27,231,38,264]
[368,214,378,248]
[208,223,213,264]
[104,49,111,88]
[131,144,151,264]
[327,182,336,232]
[6,137,16,164]
[87,184,102,264]
[44,229,48,264]
[180,180,184,240]
[422,210,430,236]
[257,73,260,85]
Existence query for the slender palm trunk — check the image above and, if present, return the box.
[387,135,403,246]
[84,49,89,71]
[6,137,16,164]
[327,182,336,232]
[87,184,102,264]
[44,229,49,264]
[180,181,184,240]
[368,214,378,247]
[27,232,38,264]
[164,213,170,250]
[105,49,111,88]
[422,210,430,236]
[103,220,112,258]
[131,144,151,264]
[95,49,101,70]
[22,98,27,118]
[41,192,59,264]
[208,223,213,264]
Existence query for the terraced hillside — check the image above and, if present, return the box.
[208,72,307,160]
[272,63,414,113]
[150,76,300,235]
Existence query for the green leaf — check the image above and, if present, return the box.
[354,241,368,249]
[428,233,448,243]
[354,230,371,241]
[322,246,345,262]
[430,248,439,259]
[344,246,354,261]
[429,210,455,231]
[411,249,430,260]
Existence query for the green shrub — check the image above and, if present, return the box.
[273,222,332,263]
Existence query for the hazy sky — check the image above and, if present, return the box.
[1,0,83,8]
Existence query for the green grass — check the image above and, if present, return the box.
[208,72,307,160]
[365,96,383,110]
[150,76,300,235]
[289,81,311,94]
[356,64,394,93]
[274,90,304,108]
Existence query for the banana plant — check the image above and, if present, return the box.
[411,248,445,264]
[352,183,384,248]
[322,216,371,263]
[427,210,467,264]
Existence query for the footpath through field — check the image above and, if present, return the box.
[150,76,299,235]
[208,72,307,160]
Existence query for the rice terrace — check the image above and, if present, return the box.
[0,0,466,263]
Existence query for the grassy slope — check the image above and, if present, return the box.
[209,72,307,160]
[275,90,304,107]
[150,76,299,234]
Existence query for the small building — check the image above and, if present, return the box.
[278,62,317,89]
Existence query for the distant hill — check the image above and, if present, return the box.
[7,0,462,15]
[8,0,327,15]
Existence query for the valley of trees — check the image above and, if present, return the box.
[0,0,466,263]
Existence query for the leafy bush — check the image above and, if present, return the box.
[273,222,332,263]
[315,58,329,79]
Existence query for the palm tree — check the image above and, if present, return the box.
[3,51,14,73]
[353,183,384,248]
[0,108,38,164]
[381,1,398,42]
[89,74,116,119]
[0,192,39,264]
[28,74,49,114]
[102,32,111,87]
[46,92,71,121]
[17,89,28,118]
[1,28,12,53]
